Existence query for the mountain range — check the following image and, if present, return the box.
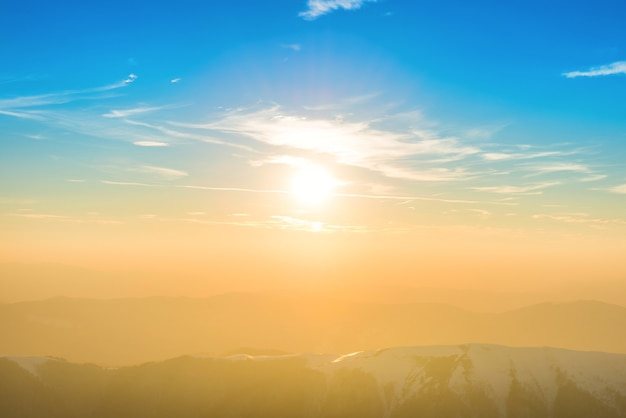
[2,344,626,417]
[2,294,626,365]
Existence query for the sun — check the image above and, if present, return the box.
[290,166,336,205]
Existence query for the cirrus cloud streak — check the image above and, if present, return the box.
[563,61,626,78]
[299,0,377,20]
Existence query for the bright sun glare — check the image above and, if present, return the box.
[291,166,335,205]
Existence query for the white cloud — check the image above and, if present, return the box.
[580,174,607,182]
[133,141,169,147]
[370,164,473,182]
[303,92,381,111]
[171,78,181,83]
[482,150,572,161]
[269,215,325,232]
[607,184,626,194]
[0,93,74,110]
[124,73,138,84]
[179,215,365,232]
[183,182,482,205]
[138,165,188,180]
[336,192,478,204]
[299,0,377,20]
[101,180,156,187]
[468,208,492,218]
[538,163,590,173]
[0,75,137,118]
[0,198,35,205]
[249,155,308,167]
[524,163,591,176]
[103,106,164,118]
[563,61,626,78]
[190,106,480,182]
[533,213,626,226]
[6,212,67,219]
[281,44,302,52]
[268,215,364,233]
[135,119,259,152]
[472,182,560,195]
[482,153,514,161]
[0,109,45,120]
[181,185,286,194]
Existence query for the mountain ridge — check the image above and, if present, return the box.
[2,344,626,417]
[2,295,626,365]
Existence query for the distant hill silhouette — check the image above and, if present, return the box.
[1,295,626,365]
[3,263,626,309]
[2,344,626,417]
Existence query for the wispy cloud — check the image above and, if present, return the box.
[0,93,77,110]
[0,198,35,205]
[562,61,626,78]
[132,119,259,152]
[269,215,325,232]
[38,109,178,147]
[472,182,560,195]
[0,109,45,120]
[299,0,377,20]
[268,215,364,233]
[2,72,607,220]
[281,44,302,52]
[0,74,138,118]
[124,73,138,84]
[607,184,626,194]
[335,192,479,204]
[172,105,600,197]
[249,155,308,167]
[524,163,592,177]
[110,179,492,206]
[96,177,490,205]
[185,106,480,182]
[303,92,381,111]
[580,174,607,182]
[136,165,188,180]
[2,211,123,225]
[103,106,164,118]
[181,185,287,194]
[170,78,181,83]
[5,212,68,219]
[533,213,626,227]
[469,208,492,218]
[133,141,169,147]
[444,208,492,218]
[177,214,366,233]
[482,150,573,161]
[101,180,157,187]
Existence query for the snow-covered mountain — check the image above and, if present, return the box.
[321,344,626,417]
[2,344,626,417]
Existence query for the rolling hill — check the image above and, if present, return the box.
[1,295,625,365]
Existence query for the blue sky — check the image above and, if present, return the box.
[1,0,626,275]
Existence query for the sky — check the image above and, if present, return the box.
[1,0,625,295]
